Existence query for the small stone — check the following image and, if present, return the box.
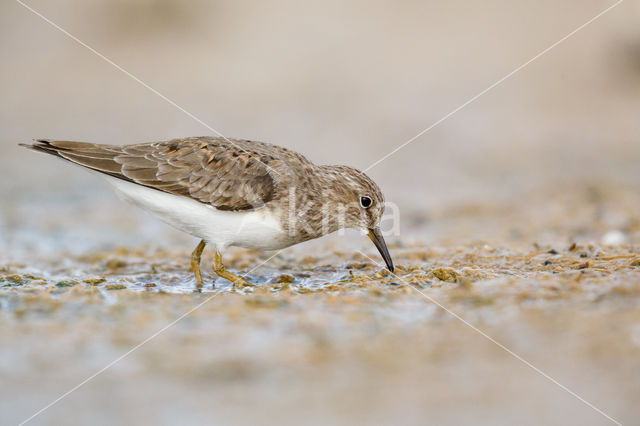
[275,274,295,283]
[105,283,126,290]
[601,230,626,246]
[4,274,23,284]
[105,259,127,270]
[432,268,458,282]
[576,261,589,270]
[345,262,367,270]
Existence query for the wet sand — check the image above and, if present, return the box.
[2,183,639,425]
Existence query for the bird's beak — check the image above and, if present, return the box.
[367,227,394,272]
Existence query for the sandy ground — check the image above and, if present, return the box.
[2,182,640,426]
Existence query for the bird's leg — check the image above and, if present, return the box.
[212,251,254,288]
[190,239,206,291]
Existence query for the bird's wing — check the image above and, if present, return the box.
[22,137,283,211]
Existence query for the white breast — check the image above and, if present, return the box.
[102,176,290,251]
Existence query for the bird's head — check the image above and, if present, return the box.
[323,166,394,272]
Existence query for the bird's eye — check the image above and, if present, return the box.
[360,196,372,209]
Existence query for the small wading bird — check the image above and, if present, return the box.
[21,137,394,289]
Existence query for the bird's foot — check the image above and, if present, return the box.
[216,269,254,288]
[212,251,255,289]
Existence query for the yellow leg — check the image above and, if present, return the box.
[213,251,254,288]
[191,240,206,291]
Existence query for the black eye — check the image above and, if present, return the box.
[360,196,372,208]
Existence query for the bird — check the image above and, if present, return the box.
[20,137,394,290]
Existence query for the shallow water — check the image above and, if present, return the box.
[3,209,640,424]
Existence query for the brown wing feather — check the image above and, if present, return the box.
[21,137,285,211]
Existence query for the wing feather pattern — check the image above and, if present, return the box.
[20,137,307,211]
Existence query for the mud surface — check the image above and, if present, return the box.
[2,183,639,426]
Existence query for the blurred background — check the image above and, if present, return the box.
[1,1,639,425]
[1,0,640,254]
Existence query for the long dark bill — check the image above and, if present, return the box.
[367,228,394,272]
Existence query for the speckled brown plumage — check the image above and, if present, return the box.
[24,137,314,211]
[22,137,385,238]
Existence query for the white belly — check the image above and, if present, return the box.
[103,176,289,251]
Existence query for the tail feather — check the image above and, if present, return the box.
[19,140,65,158]
[20,139,128,179]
